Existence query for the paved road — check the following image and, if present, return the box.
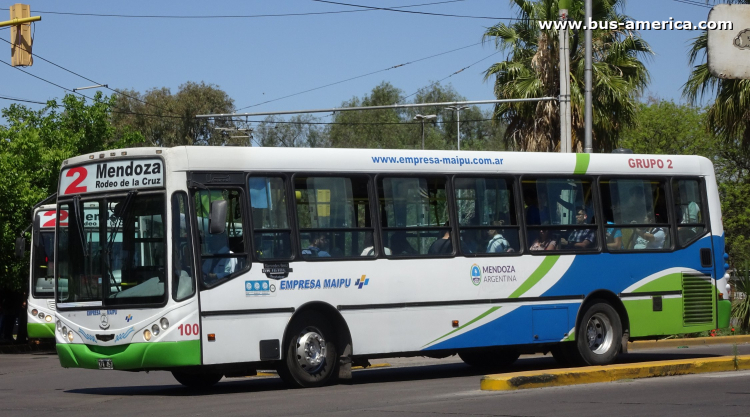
[2,343,750,417]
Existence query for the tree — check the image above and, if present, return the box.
[0,93,142,292]
[683,0,750,149]
[327,82,506,150]
[255,115,328,148]
[483,0,652,152]
[111,81,245,147]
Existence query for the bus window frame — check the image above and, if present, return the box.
[596,175,676,253]
[520,174,603,256]
[290,172,377,262]
[246,172,297,263]
[450,174,525,258]
[171,191,197,302]
[55,189,170,311]
[670,175,711,249]
[374,173,456,259]
[191,185,251,290]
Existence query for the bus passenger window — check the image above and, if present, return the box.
[673,179,706,247]
[523,178,597,252]
[379,177,450,257]
[294,176,373,259]
[600,179,670,251]
[454,177,520,255]
[249,177,293,260]
[195,188,247,285]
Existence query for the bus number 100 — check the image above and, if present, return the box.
[178,323,199,336]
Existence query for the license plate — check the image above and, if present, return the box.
[98,359,113,370]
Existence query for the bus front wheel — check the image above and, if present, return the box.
[576,301,622,366]
[278,312,339,388]
[171,371,223,388]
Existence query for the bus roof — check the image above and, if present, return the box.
[62,146,715,177]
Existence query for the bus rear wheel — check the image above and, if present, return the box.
[575,301,622,366]
[171,371,223,388]
[278,312,339,388]
[458,349,520,369]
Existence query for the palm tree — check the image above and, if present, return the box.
[683,0,750,149]
[483,0,652,152]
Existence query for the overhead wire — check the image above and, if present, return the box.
[312,0,538,20]
[671,0,712,9]
[0,1,468,19]
[0,37,180,117]
[236,41,484,111]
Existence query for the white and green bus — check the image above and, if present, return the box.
[54,147,730,387]
[20,203,62,339]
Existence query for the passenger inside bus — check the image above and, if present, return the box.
[428,224,453,254]
[202,234,237,281]
[486,221,512,253]
[530,229,557,251]
[605,202,624,251]
[559,207,596,249]
[633,213,667,250]
[301,234,331,257]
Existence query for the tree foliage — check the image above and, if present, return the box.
[326,82,505,150]
[483,0,652,152]
[0,93,142,292]
[111,81,247,147]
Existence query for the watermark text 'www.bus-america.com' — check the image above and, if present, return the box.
[539,18,733,31]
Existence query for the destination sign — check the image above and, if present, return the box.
[60,159,164,195]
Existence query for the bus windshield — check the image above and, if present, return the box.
[56,193,166,307]
[32,231,55,298]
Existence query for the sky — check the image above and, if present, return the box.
[0,0,719,122]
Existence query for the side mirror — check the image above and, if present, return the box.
[33,214,42,249]
[209,200,227,235]
[15,237,26,258]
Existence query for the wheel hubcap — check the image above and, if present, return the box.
[296,328,326,374]
[586,313,613,355]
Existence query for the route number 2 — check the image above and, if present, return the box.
[178,323,199,336]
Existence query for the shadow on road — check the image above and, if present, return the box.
[64,349,726,397]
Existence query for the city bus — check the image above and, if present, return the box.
[53,147,730,388]
[19,202,62,339]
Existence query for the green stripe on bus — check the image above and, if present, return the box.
[574,153,590,175]
[56,340,201,370]
[27,323,55,338]
[423,256,561,347]
[508,255,560,299]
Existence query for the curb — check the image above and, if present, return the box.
[481,355,750,391]
[629,335,750,351]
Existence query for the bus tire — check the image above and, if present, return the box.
[278,312,339,388]
[458,349,520,369]
[171,371,223,388]
[576,301,622,366]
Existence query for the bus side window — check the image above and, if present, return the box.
[294,176,374,259]
[454,177,520,255]
[600,178,670,251]
[379,177,450,257]
[673,179,706,247]
[172,192,195,301]
[249,177,293,260]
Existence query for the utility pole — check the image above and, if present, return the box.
[559,0,572,153]
[584,0,593,153]
[446,105,468,150]
[1,4,41,67]
[413,114,436,150]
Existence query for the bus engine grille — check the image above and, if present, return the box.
[682,273,714,326]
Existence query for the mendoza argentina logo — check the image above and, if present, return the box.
[471,264,517,285]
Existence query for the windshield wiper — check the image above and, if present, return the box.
[105,191,137,296]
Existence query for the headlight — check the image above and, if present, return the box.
[160,317,169,329]
[151,324,160,336]
[62,326,67,335]
[67,331,74,342]
[56,320,62,332]
[143,329,152,341]
[38,312,45,319]
[31,309,38,316]
[45,315,52,322]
